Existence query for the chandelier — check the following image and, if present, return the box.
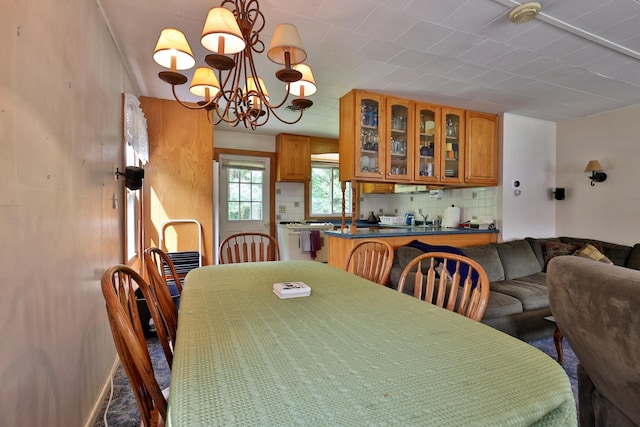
[152,0,317,130]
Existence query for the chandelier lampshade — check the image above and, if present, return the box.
[267,23,307,65]
[201,7,246,54]
[153,28,196,70]
[189,67,221,100]
[152,0,317,129]
[288,64,317,97]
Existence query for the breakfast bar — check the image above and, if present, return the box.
[325,226,498,268]
[168,261,576,426]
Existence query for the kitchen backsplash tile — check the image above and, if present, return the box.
[275,182,498,224]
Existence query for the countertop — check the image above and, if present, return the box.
[324,225,498,239]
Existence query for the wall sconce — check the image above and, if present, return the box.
[584,160,607,186]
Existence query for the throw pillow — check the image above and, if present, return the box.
[574,243,614,264]
[543,242,579,268]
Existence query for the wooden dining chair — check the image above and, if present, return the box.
[344,239,394,285]
[101,265,169,427]
[397,252,490,321]
[144,248,179,368]
[219,232,280,264]
[145,246,183,295]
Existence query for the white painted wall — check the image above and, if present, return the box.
[556,104,640,246]
[215,129,276,151]
[500,114,557,241]
[2,1,133,425]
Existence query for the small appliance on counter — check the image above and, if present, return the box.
[443,205,461,228]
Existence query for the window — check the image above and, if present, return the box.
[309,164,351,217]
[125,144,141,263]
[226,167,264,221]
[122,93,148,265]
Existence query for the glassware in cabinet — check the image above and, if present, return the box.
[386,97,411,181]
[441,107,465,184]
[357,95,382,177]
[414,102,440,182]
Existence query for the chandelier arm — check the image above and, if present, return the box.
[244,47,291,110]
[170,85,217,110]
[262,106,304,125]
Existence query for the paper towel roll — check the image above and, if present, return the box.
[443,206,460,228]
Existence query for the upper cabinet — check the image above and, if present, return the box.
[276,133,310,182]
[339,90,385,182]
[413,102,441,184]
[385,97,412,182]
[340,89,498,187]
[440,107,465,185]
[465,111,498,186]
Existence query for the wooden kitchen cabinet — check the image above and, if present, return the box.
[465,111,499,186]
[339,90,386,182]
[413,102,442,184]
[385,97,413,182]
[361,182,395,193]
[440,107,465,185]
[276,133,311,182]
[339,90,497,188]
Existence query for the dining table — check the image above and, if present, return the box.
[167,260,577,426]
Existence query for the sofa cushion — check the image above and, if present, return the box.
[490,273,549,310]
[495,239,541,279]
[574,243,613,264]
[559,237,631,267]
[627,244,640,271]
[460,244,505,282]
[481,291,523,320]
[396,246,424,269]
[526,237,561,271]
[543,242,580,268]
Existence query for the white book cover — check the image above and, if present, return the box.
[273,281,311,298]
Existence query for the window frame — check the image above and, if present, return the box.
[224,166,265,222]
[304,162,357,221]
[123,144,143,265]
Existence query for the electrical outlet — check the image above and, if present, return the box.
[278,205,286,213]
[418,208,423,214]
[294,201,299,207]
[472,191,478,199]
[409,196,414,201]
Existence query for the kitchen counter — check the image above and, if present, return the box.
[325,226,498,268]
[325,225,498,239]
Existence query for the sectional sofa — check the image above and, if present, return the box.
[389,237,640,342]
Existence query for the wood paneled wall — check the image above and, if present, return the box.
[140,96,214,265]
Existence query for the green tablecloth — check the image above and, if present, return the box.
[168,261,576,426]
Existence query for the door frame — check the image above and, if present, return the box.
[214,147,277,238]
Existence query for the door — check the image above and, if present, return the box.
[217,154,271,257]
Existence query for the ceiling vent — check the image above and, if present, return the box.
[509,2,541,23]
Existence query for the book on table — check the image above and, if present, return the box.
[273,281,311,299]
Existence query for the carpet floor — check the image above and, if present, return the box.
[94,335,579,426]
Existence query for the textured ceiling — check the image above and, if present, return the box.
[99,0,640,137]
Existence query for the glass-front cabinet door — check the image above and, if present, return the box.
[440,107,465,184]
[385,97,411,181]
[414,102,441,183]
[355,92,385,180]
